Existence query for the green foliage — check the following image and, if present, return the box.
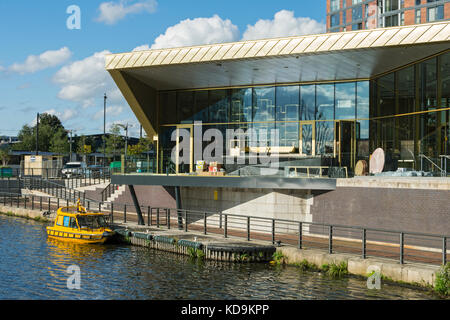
[295,259,318,272]
[435,263,450,297]
[49,128,69,154]
[128,137,153,156]
[14,113,68,153]
[0,146,11,166]
[188,247,205,260]
[271,251,286,265]
[323,261,348,278]
[105,124,124,161]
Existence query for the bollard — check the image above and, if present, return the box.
[362,229,367,259]
[224,214,228,238]
[443,237,447,266]
[204,212,207,235]
[124,204,127,223]
[298,222,303,249]
[400,232,404,264]
[272,219,275,245]
[329,226,333,254]
[247,216,250,241]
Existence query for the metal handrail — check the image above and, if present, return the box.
[419,154,445,176]
[1,192,447,266]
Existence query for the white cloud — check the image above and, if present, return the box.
[150,14,239,49]
[53,50,122,108]
[8,47,72,74]
[242,10,325,40]
[93,105,124,120]
[96,0,157,25]
[132,44,150,52]
[42,108,78,122]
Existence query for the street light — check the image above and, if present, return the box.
[103,93,107,167]
[117,123,129,158]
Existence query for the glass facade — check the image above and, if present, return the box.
[157,51,450,177]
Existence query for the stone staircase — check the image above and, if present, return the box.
[101,185,126,211]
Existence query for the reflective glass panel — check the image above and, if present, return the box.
[209,90,230,123]
[300,85,315,121]
[276,86,299,148]
[335,82,356,120]
[177,91,194,123]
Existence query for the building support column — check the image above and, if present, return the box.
[129,185,144,225]
[175,186,183,230]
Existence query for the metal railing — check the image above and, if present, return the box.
[1,192,447,267]
[101,183,117,202]
[0,167,112,186]
[419,154,446,176]
[102,204,448,267]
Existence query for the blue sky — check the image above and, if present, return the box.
[0,0,326,138]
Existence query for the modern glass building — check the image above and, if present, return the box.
[107,20,449,180]
[327,0,450,33]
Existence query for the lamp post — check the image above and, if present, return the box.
[103,93,107,167]
[117,123,129,157]
[35,113,39,156]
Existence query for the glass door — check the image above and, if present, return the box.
[175,124,193,174]
[299,121,315,156]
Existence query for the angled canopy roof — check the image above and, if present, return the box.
[106,21,450,138]
[106,21,450,91]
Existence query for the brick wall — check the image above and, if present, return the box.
[310,187,450,235]
[111,185,176,212]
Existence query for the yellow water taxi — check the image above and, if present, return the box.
[46,200,114,244]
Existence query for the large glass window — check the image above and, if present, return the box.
[300,85,315,121]
[331,14,340,27]
[316,84,335,155]
[159,91,177,125]
[384,0,399,12]
[397,66,416,162]
[441,52,450,108]
[377,73,396,116]
[230,88,252,123]
[427,5,444,22]
[193,90,209,122]
[335,82,356,120]
[419,58,437,110]
[352,5,363,21]
[357,81,370,158]
[385,14,399,27]
[276,86,299,148]
[330,0,340,12]
[253,87,275,148]
[177,91,194,123]
[209,90,229,123]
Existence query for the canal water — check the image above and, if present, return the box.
[0,215,439,300]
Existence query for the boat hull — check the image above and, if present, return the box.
[46,227,113,244]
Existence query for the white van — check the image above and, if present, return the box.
[61,162,87,178]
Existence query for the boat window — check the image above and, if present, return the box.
[56,215,64,226]
[76,216,107,229]
[63,216,70,227]
[70,217,78,229]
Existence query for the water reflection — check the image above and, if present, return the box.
[0,215,439,300]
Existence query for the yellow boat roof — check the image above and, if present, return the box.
[57,206,107,217]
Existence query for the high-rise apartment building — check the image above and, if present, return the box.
[326,0,450,32]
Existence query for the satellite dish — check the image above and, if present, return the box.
[370,148,385,174]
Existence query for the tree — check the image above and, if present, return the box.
[127,137,153,156]
[14,113,68,153]
[0,146,11,166]
[49,128,69,154]
[105,124,124,161]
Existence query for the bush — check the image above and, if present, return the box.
[323,261,348,278]
[435,263,450,297]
